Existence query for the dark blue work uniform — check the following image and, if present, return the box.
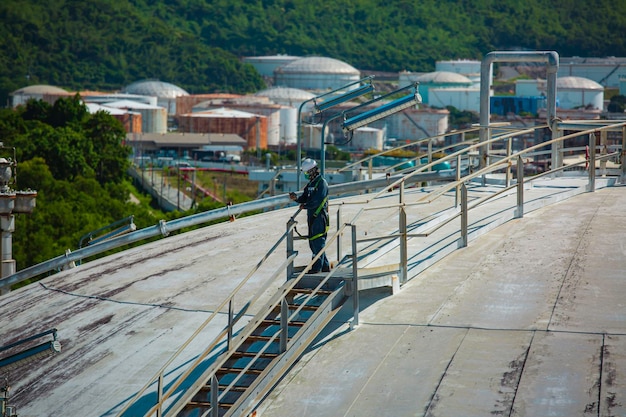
[296,173,330,273]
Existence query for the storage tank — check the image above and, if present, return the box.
[274,57,360,91]
[121,79,189,115]
[178,107,268,149]
[351,127,384,151]
[411,71,474,104]
[301,124,325,150]
[243,55,300,77]
[436,60,481,80]
[101,100,168,133]
[279,106,298,145]
[255,86,315,108]
[11,84,70,107]
[556,76,604,110]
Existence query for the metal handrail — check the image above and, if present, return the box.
[113,119,626,416]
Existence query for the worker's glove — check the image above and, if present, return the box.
[289,192,297,201]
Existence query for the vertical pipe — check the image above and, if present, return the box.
[460,183,468,248]
[589,133,596,192]
[399,181,408,284]
[516,155,524,218]
[351,224,359,327]
[480,51,559,166]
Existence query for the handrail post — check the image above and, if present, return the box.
[227,299,233,350]
[505,137,512,188]
[286,217,295,280]
[210,375,218,417]
[621,125,626,184]
[280,298,288,353]
[588,132,596,192]
[455,155,461,207]
[460,183,468,248]
[336,206,342,263]
[350,224,359,327]
[600,129,608,177]
[156,373,164,417]
[551,127,563,178]
[399,181,408,284]
[427,138,433,171]
[516,155,524,218]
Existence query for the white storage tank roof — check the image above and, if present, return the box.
[274,57,361,91]
[557,76,604,90]
[415,71,472,84]
[255,87,315,103]
[278,57,359,75]
[555,76,604,110]
[243,55,301,77]
[121,80,189,115]
[12,84,68,95]
[121,79,189,98]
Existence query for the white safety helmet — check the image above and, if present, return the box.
[301,158,317,172]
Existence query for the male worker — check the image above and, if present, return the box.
[289,158,331,273]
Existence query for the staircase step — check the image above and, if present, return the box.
[217,366,264,375]
[261,319,306,327]
[231,351,279,359]
[289,288,334,296]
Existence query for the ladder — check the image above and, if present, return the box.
[172,276,347,417]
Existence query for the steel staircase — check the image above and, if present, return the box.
[172,274,347,417]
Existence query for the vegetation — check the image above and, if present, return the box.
[1,0,624,281]
[2,0,626,105]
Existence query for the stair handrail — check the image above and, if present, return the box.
[118,119,626,416]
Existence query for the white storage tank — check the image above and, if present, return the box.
[101,100,168,133]
[428,87,482,113]
[556,76,604,110]
[255,86,316,108]
[351,127,384,151]
[11,84,70,107]
[402,71,473,104]
[301,124,325,150]
[121,79,189,115]
[436,60,481,79]
[243,55,300,78]
[279,106,298,145]
[274,57,360,91]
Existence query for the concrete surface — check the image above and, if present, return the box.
[258,182,626,417]
[0,176,625,417]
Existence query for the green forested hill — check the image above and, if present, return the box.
[1,0,625,105]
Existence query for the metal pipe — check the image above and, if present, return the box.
[479,51,560,168]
